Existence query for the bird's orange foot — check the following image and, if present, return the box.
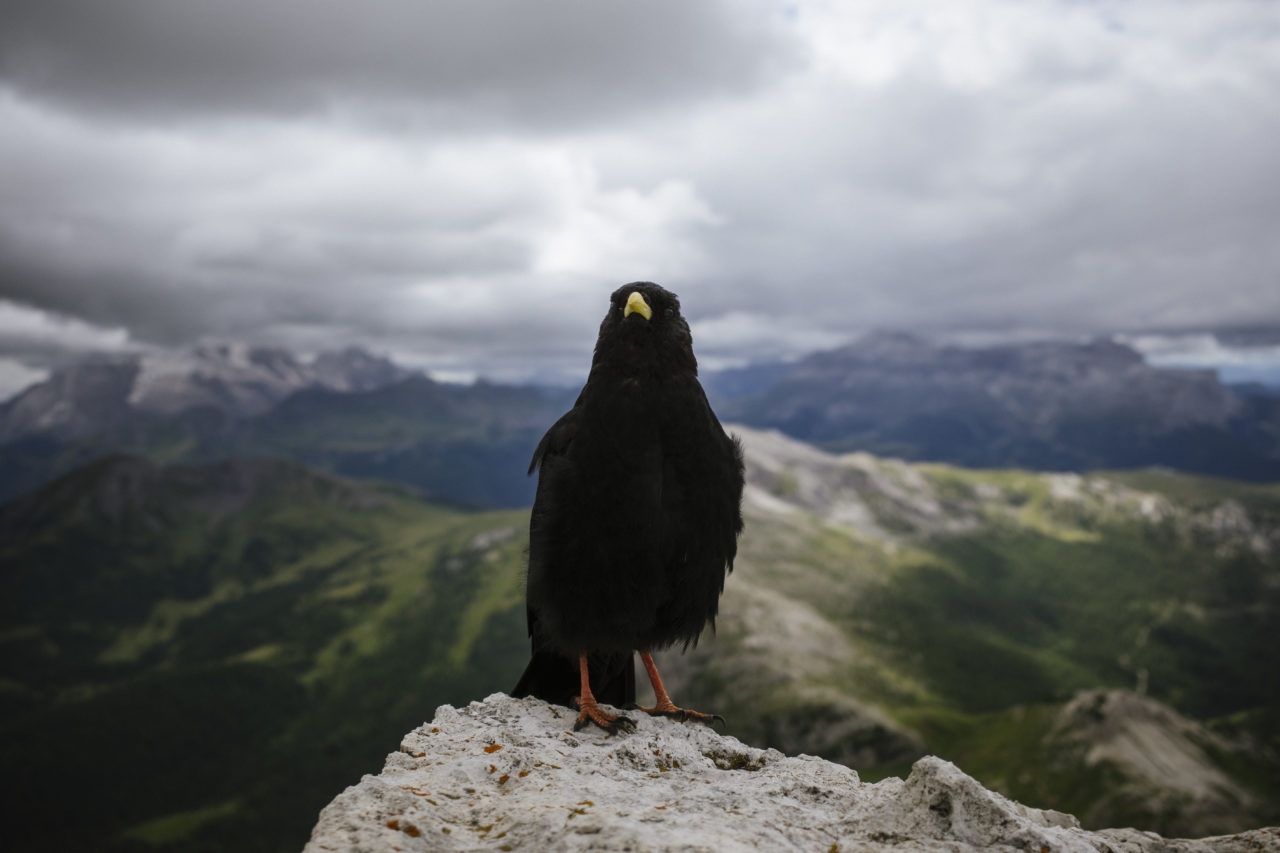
[573,697,636,734]
[640,699,725,726]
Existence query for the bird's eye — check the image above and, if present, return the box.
[663,307,674,320]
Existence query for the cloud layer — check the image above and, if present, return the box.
[1,0,1278,385]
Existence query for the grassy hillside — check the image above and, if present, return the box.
[2,436,1278,850]
[658,428,1280,836]
[0,456,532,853]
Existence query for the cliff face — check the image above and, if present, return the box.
[303,694,1280,853]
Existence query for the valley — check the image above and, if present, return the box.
[2,429,1277,850]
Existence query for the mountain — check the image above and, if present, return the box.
[0,455,533,853]
[2,438,1278,850]
[714,332,1280,481]
[309,346,415,393]
[5,333,1279,511]
[0,343,414,443]
[0,359,141,444]
[236,375,571,507]
[0,352,570,506]
[654,426,1280,837]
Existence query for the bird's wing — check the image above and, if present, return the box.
[528,400,581,475]
[660,375,745,573]
[525,400,581,640]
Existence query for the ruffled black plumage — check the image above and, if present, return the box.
[512,282,745,715]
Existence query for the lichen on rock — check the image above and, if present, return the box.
[304,693,1280,853]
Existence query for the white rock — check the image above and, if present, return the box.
[304,694,1280,853]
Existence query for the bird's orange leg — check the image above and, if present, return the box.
[573,653,635,734]
[637,650,725,725]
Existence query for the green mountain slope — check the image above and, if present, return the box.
[0,456,531,853]
[3,435,1278,850]
[657,427,1280,836]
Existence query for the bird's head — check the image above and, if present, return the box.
[592,282,697,376]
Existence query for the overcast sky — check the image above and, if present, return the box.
[1,0,1278,393]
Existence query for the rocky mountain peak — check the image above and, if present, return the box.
[304,693,1280,852]
[0,344,421,441]
[310,346,414,392]
[0,358,139,443]
[815,331,1148,378]
[718,329,1258,475]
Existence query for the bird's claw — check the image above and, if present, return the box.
[573,698,635,734]
[640,704,725,727]
[701,712,728,727]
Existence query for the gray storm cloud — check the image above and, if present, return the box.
[0,0,796,123]
[0,0,1277,386]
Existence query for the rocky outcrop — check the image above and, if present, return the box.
[304,694,1280,852]
[1050,690,1264,836]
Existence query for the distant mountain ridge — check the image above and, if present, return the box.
[0,346,570,506]
[0,344,414,443]
[3,333,1279,509]
[715,331,1280,481]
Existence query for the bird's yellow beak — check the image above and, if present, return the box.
[623,291,652,321]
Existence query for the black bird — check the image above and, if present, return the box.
[512,282,745,732]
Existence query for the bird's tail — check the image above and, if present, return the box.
[512,648,635,709]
